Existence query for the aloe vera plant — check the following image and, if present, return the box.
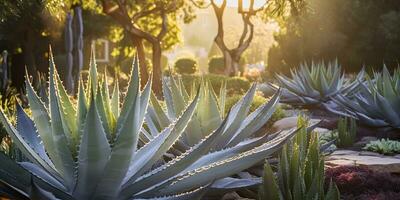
[328,66,400,130]
[0,48,299,200]
[259,116,340,200]
[275,60,364,107]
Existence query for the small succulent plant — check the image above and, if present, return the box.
[364,139,400,155]
[336,117,357,148]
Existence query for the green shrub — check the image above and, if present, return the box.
[364,139,400,155]
[208,56,225,74]
[225,94,285,128]
[174,57,197,74]
[180,74,251,95]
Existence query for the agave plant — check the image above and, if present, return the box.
[328,66,400,130]
[0,48,299,200]
[275,60,364,107]
[145,75,290,190]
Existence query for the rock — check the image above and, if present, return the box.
[359,151,383,157]
[314,127,331,134]
[354,136,378,147]
[326,150,400,173]
[330,150,359,156]
[271,116,320,132]
[326,159,356,167]
[357,157,400,173]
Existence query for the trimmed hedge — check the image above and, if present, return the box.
[208,56,225,75]
[174,58,197,74]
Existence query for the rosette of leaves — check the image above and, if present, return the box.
[0,48,298,200]
[145,76,295,191]
[275,60,364,107]
[328,66,400,130]
[364,139,400,155]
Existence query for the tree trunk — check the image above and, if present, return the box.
[131,36,149,88]
[152,42,163,98]
[223,51,233,75]
[232,58,240,76]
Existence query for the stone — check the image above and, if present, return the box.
[354,136,378,147]
[271,116,320,133]
[314,127,331,133]
[330,150,359,156]
[326,150,400,173]
[357,157,400,173]
[359,151,383,157]
[326,159,355,167]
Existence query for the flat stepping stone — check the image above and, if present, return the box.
[326,150,400,173]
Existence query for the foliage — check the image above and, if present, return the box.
[174,57,198,74]
[329,66,400,130]
[258,115,340,200]
[0,48,298,199]
[225,94,286,128]
[267,0,400,75]
[181,74,251,95]
[145,76,298,190]
[275,60,364,107]
[208,56,225,75]
[363,139,400,155]
[335,117,357,148]
[325,166,400,199]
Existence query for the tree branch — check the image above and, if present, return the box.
[157,10,168,40]
[132,6,159,22]
[212,0,228,52]
[190,0,211,9]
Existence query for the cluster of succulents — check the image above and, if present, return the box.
[364,139,400,155]
[259,116,340,200]
[0,49,302,200]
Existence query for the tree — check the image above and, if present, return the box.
[0,0,62,89]
[267,0,400,75]
[99,0,196,95]
[210,0,267,76]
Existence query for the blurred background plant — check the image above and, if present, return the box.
[174,57,198,74]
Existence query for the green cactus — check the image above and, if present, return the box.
[336,117,357,148]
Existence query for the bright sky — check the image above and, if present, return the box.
[212,0,267,9]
